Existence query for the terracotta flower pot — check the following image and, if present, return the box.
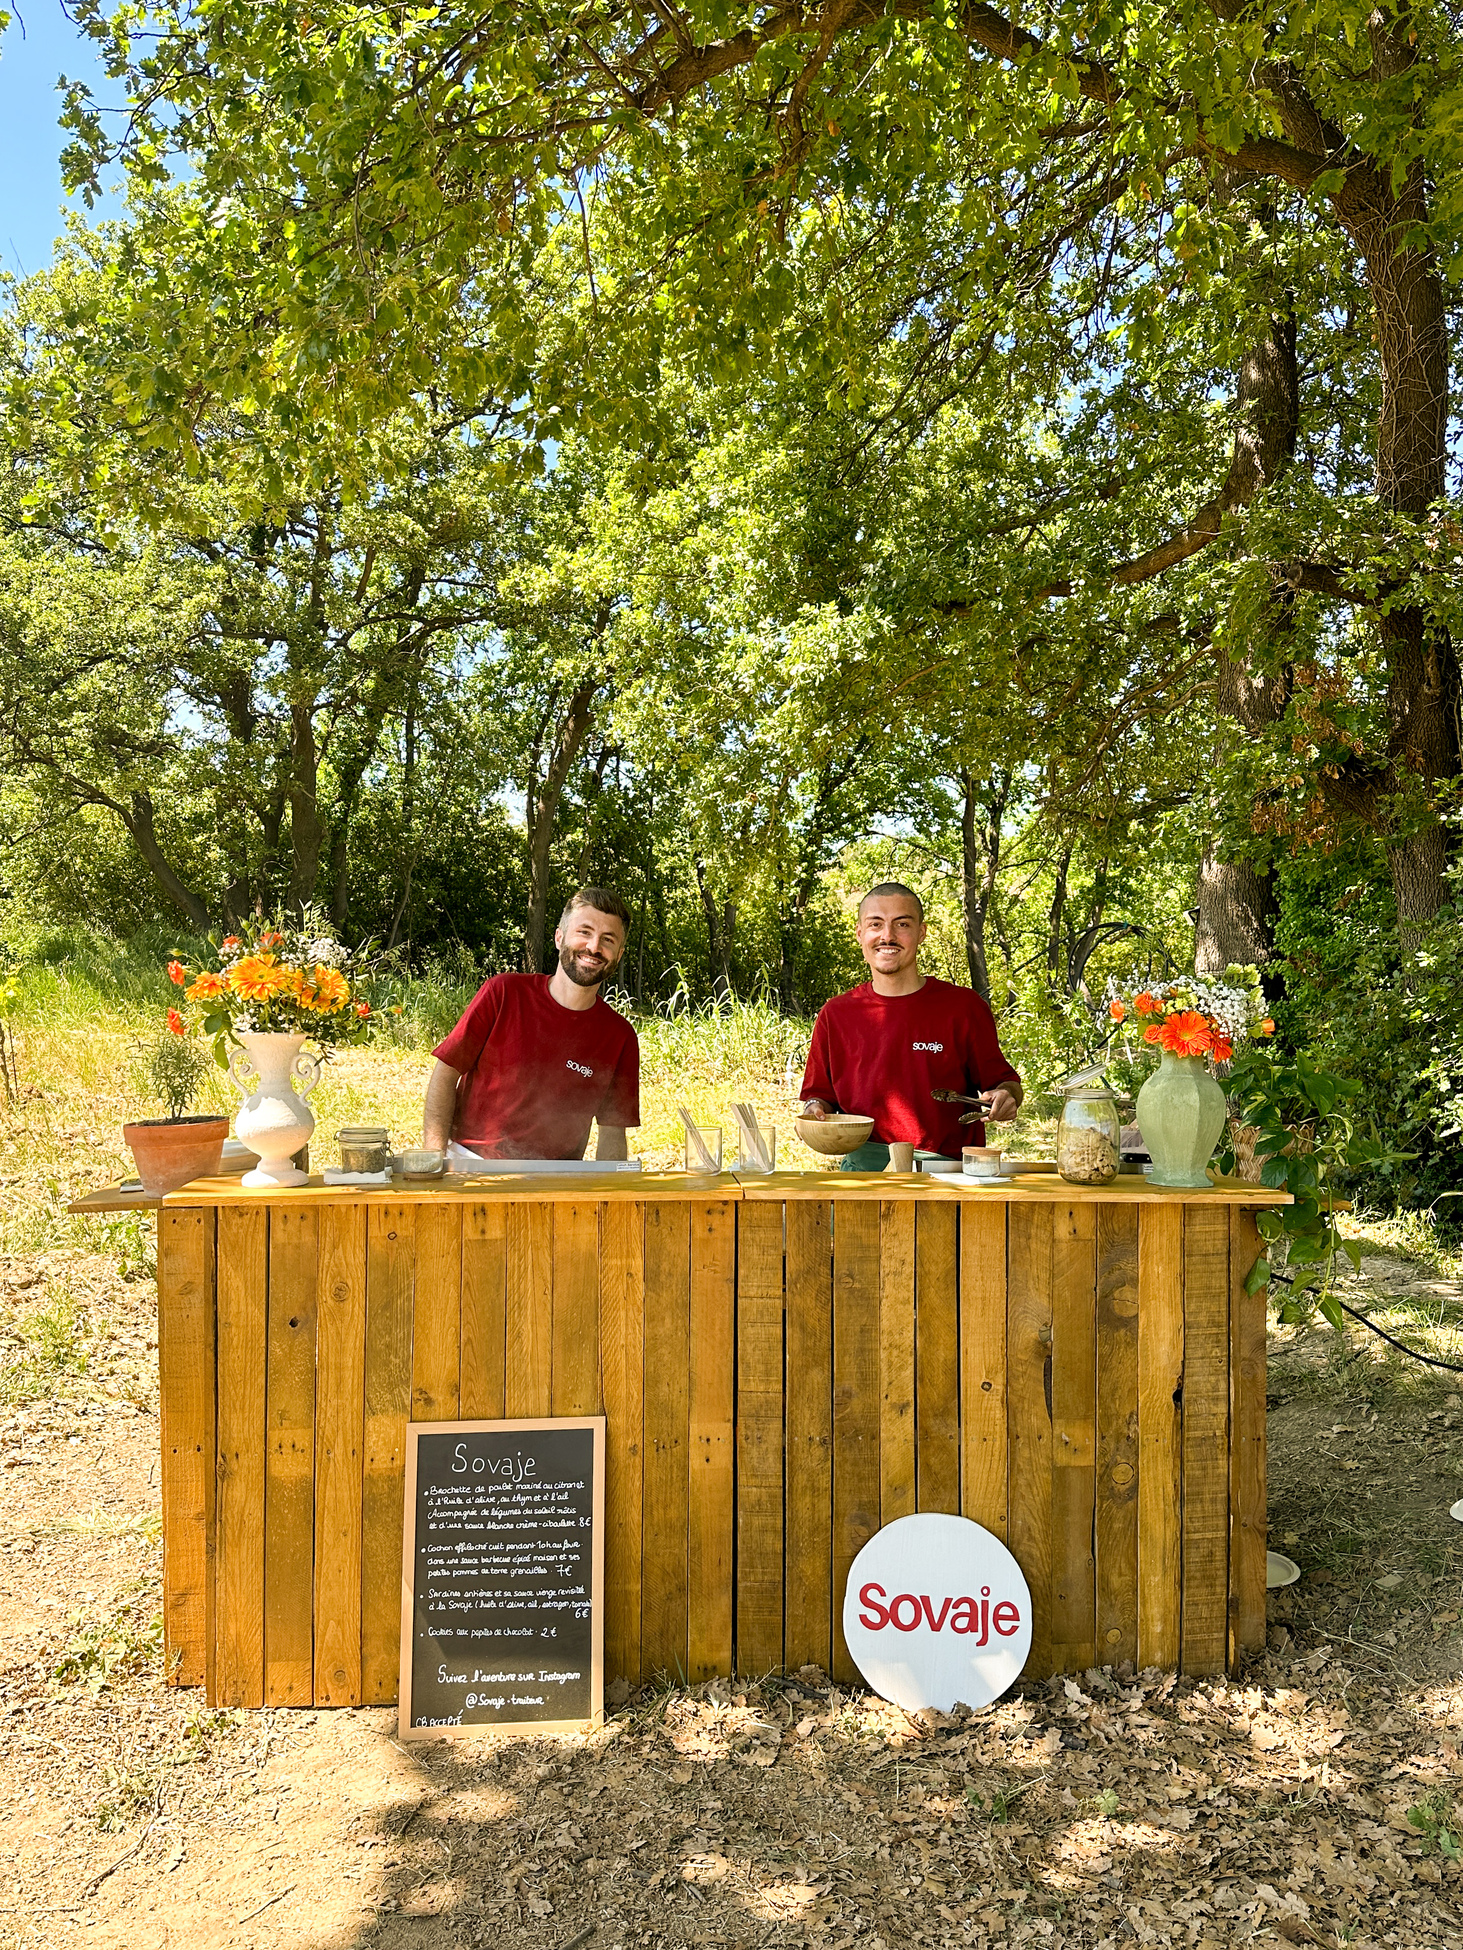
[123,1115,230,1196]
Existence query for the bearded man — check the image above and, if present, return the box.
[423,888,640,1161]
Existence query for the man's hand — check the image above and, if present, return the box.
[985,1083,1023,1124]
[799,1099,836,1120]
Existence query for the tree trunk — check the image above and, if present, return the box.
[119,790,212,932]
[1197,295,1298,968]
[1194,846,1278,974]
[959,766,1009,1003]
[1046,843,1072,985]
[288,701,323,912]
[1336,117,1456,928]
[523,671,600,973]
[694,853,722,991]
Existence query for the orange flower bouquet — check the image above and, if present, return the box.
[168,914,372,1063]
[1106,965,1272,1067]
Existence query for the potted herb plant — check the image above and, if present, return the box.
[123,1011,231,1195]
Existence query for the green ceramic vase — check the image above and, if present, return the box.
[1135,1051,1228,1188]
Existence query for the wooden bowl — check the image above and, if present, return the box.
[795,1113,876,1157]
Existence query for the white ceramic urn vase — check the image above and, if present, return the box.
[228,1031,324,1188]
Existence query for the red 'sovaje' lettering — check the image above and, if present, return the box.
[856,1581,1022,1647]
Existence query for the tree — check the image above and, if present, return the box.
[67,3,1463,928]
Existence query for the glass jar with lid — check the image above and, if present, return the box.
[1057,1080,1121,1186]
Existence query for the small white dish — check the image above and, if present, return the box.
[1451,1499,1463,1524]
[1266,1551,1301,1588]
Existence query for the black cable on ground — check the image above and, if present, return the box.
[1330,1295,1463,1375]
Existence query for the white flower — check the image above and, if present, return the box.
[302,937,344,967]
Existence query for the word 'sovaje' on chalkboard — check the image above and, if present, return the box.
[398,1417,605,1739]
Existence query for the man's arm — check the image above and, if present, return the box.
[594,1123,629,1161]
[423,1059,462,1149]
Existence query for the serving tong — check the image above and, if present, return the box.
[930,1086,995,1124]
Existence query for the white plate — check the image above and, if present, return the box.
[1451,1499,1463,1524]
[1266,1551,1301,1588]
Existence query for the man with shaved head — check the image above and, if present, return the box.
[799,882,1022,1170]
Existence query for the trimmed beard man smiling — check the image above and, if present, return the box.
[800,881,1022,1169]
[423,887,640,1161]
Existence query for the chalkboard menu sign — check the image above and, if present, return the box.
[398,1417,605,1739]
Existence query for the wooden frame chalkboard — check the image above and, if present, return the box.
[398,1416,605,1739]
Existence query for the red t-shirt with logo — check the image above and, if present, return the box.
[800,978,1019,1155]
[433,974,640,1160]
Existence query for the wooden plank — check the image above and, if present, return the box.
[411,1203,462,1422]
[1137,1205,1184,1669]
[157,1208,216,1692]
[832,1201,882,1683]
[362,1204,414,1704]
[551,1203,602,1415]
[737,1172,1291,1206]
[214,1206,267,1708]
[1094,1205,1140,1670]
[642,1202,691,1682]
[736,1201,786,1677]
[506,1203,553,1417]
[313,1205,366,1706]
[1181,1207,1230,1675]
[264,1206,318,1707]
[1007,1202,1054,1677]
[601,1201,645,1684]
[688,1200,736,1682]
[785,1200,833,1674]
[1050,1204,1097,1673]
[460,1203,507,1419]
[1229,1207,1267,1665]
[959,1202,1008,1539]
[879,1201,916,1525]
[915,1203,960,1513]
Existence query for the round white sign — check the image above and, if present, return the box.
[842,1512,1032,1713]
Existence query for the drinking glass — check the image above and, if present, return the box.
[684,1125,723,1172]
[736,1124,777,1172]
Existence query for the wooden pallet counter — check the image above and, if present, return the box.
[71,1169,1288,1707]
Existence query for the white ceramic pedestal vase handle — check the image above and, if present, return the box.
[229,1030,320,1189]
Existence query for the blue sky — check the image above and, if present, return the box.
[1,2,121,278]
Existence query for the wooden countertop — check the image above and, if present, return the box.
[69,1166,1290,1213]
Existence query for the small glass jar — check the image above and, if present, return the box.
[1057,1084,1121,1186]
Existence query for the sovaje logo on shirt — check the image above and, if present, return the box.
[911,1041,945,1054]
[565,1059,594,1079]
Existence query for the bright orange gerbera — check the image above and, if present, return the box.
[1158,1010,1214,1058]
[1211,1036,1234,1061]
[1133,991,1158,1014]
[185,970,227,1002]
[308,966,350,1011]
[1109,999,1126,1021]
[228,953,286,1001]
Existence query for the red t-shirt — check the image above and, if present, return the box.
[433,974,640,1160]
[800,978,1019,1156]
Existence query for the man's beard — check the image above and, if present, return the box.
[559,944,618,989]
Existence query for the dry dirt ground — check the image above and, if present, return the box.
[2,1230,1461,1950]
